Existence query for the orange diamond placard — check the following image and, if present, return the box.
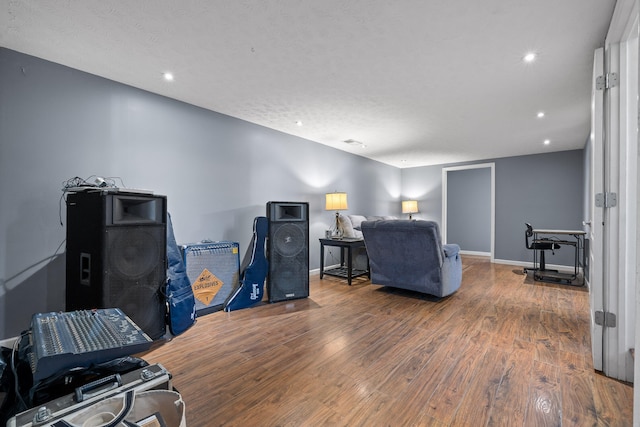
[192,268,223,305]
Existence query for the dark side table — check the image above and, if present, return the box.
[319,238,369,286]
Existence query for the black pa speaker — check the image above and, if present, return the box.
[66,191,167,340]
[266,201,309,302]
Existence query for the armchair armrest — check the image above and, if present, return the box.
[443,244,460,258]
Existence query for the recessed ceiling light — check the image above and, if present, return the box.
[163,72,174,81]
[544,139,551,145]
[537,111,545,118]
[296,121,303,127]
[523,52,537,63]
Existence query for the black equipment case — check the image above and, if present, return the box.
[7,364,172,427]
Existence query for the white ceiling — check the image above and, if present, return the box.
[1,1,616,168]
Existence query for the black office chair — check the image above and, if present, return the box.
[524,223,560,274]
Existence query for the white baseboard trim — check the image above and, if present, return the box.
[460,250,491,257]
[311,263,340,276]
[492,259,534,267]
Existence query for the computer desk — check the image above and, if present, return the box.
[532,229,586,285]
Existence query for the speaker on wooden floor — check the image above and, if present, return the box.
[66,191,167,340]
[266,201,309,302]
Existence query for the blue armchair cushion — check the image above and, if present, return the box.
[361,220,462,298]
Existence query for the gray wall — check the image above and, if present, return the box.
[402,150,585,265]
[400,165,442,220]
[0,48,401,339]
[447,168,492,253]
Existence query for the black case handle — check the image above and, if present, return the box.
[74,373,123,402]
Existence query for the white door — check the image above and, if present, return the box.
[602,41,623,380]
[592,1,639,383]
[636,25,640,415]
[617,20,639,384]
[613,10,639,383]
[589,48,605,372]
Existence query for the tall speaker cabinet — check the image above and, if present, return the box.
[266,201,309,302]
[66,190,167,340]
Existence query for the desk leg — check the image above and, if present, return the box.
[574,237,579,280]
[574,235,585,285]
[533,232,539,275]
[320,242,325,279]
[347,246,353,286]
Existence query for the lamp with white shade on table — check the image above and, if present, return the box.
[402,200,419,219]
[325,192,348,238]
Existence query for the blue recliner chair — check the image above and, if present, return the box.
[361,220,462,298]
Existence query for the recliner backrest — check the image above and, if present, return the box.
[362,219,445,269]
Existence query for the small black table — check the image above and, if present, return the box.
[319,238,369,286]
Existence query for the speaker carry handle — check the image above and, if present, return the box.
[80,253,91,286]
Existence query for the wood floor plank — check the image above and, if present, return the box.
[560,364,598,425]
[523,360,561,427]
[448,345,509,427]
[423,330,491,424]
[487,339,536,426]
[369,327,451,395]
[516,305,540,343]
[592,372,634,426]
[140,256,633,426]
[534,338,559,366]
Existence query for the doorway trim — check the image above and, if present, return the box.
[442,163,495,262]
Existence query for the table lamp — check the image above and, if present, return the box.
[325,192,348,237]
[402,200,419,219]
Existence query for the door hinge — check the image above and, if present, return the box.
[596,72,619,90]
[595,310,617,327]
[595,192,617,207]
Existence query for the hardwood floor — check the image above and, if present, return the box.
[142,256,633,426]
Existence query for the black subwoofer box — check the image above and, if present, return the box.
[266,201,309,302]
[65,191,167,340]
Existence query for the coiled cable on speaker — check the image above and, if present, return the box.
[59,176,126,225]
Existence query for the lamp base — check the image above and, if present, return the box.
[330,227,344,239]
[332,211,344,239]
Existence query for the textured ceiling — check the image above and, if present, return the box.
[0,0,616,167]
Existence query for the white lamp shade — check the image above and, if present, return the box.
[325,192,348,211]
[402,200,419,214]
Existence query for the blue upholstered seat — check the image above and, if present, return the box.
[361,220,462,298]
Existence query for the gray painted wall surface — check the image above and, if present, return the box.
[0,48,401,339]
[495,151,584,265]
[447,168,491,252]
[400,165,442,221]
[402,150,585,265]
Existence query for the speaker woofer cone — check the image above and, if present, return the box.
[273,223,305,257]
[108,227,161,280]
